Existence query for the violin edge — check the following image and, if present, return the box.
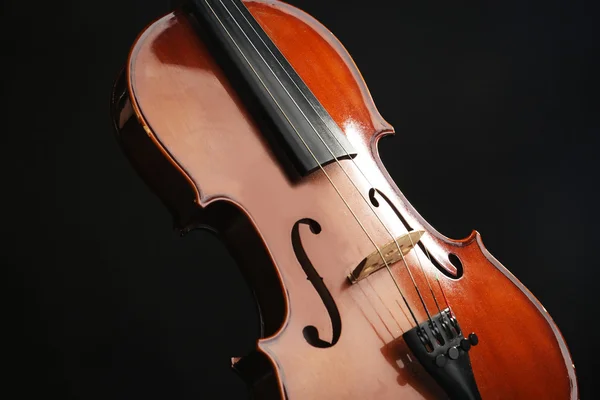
[110,3,579,399]
[368,138,579,399]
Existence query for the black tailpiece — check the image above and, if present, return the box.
[403,308,482,400]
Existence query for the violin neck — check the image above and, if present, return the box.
[188,0,357,177]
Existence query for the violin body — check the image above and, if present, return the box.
[111,1,577,398]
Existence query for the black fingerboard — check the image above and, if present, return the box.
[189,0,357,177]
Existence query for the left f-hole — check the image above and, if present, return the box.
[291,218,342,348]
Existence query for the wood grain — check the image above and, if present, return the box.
[112,1,577,398]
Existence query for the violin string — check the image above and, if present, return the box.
[409,244,443,314]
[225,0,444,320]
[218,0,430,325]
[395,299,412,331]
[203,0,420,328]
[418,243,451,310]
[405,237,451,312]
[437,272,451,310]
[423,251,449,312]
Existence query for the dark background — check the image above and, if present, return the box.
[4,0,598,398]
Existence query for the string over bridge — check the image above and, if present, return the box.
[348,230,425,284]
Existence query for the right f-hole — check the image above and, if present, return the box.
[369,187,464,280]
[448,253,463,271]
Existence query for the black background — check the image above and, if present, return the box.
[4,0,598,398]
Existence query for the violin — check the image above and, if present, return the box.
[110,1,578,398]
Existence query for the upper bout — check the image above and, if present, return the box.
[245,0,394,143]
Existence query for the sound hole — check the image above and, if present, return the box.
[368,188,379,207]
[448,253,463,271]
[291,218,342,348]
[369,188,463,279]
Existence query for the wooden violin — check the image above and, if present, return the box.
[111,0,578,398]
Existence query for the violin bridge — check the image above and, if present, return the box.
[348,230,425,284]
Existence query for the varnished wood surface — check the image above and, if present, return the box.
[115,1,577,398]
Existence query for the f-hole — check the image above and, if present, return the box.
[291,218,342,348]
[368,188,464,279]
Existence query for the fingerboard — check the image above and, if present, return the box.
[189,0,357,177]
